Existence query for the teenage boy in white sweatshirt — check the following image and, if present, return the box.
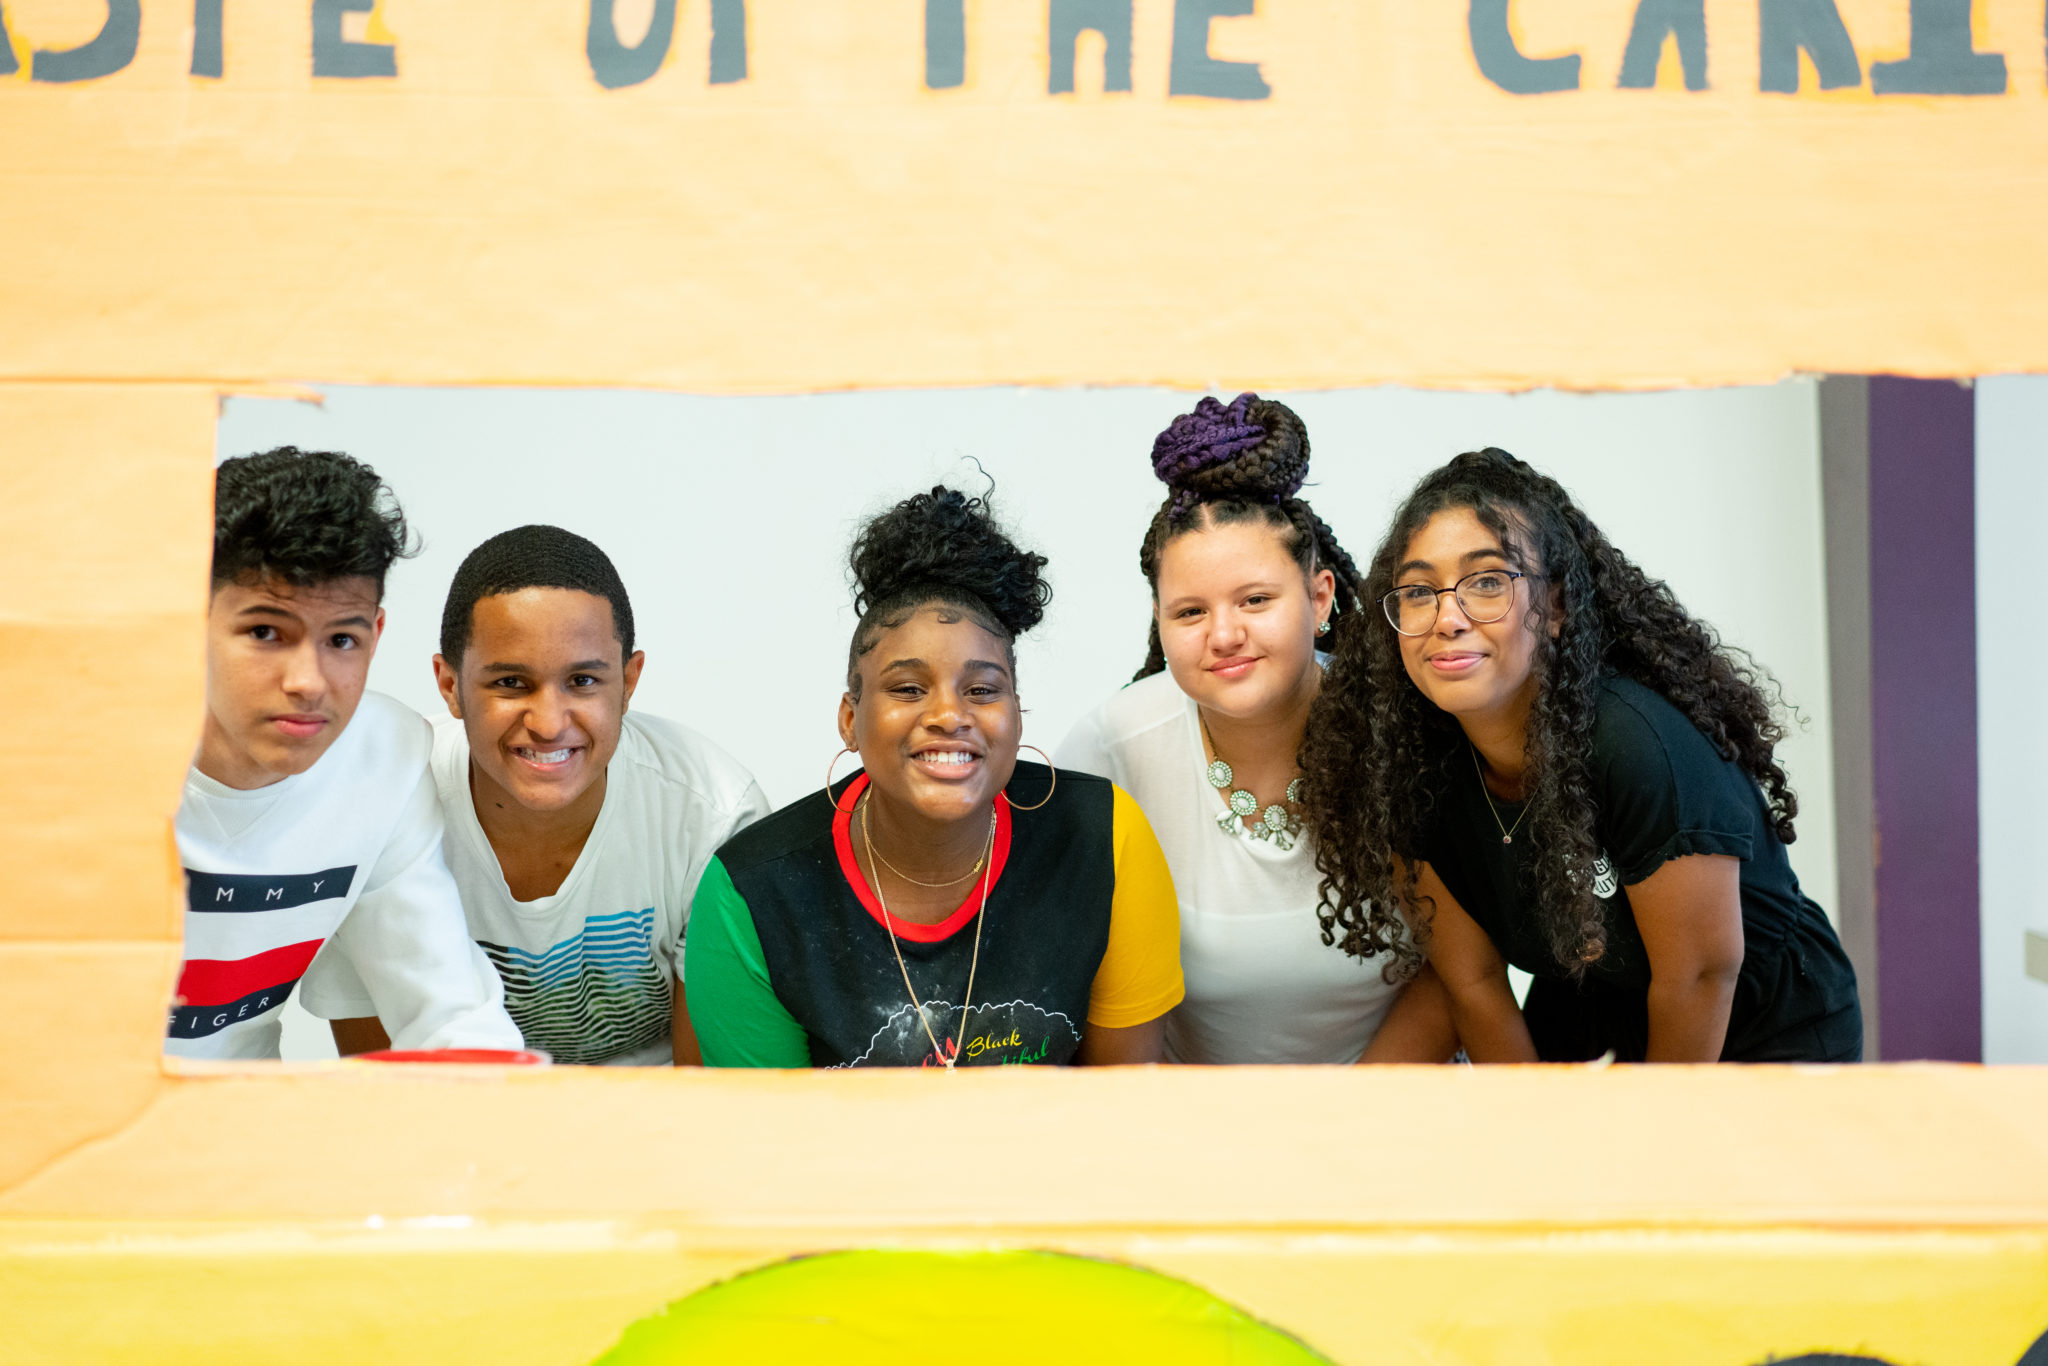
[330,525,769,1064]
[166,446,520,1060]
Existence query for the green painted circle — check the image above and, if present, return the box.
[592,1249,1331,1365]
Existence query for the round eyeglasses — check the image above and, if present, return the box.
[1381,569,1529,636]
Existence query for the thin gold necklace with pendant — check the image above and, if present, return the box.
[1472,746,1531,845]
[858,791,997,1070]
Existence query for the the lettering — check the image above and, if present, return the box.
[925,0,966,89]
[1759,0,1860,92]
[312,0,396,79]
[192,0,224,78]
[1050,0,1133,95]
[1169,0,1269,100]
[963,1027,1023,1059]
[8,0,143,84]
[710,0,746,85]
[1617,0,1708,90]
[0,0,2024,104]
[1871,0,2006,94]
[188,866,355,914]
[1000,1037,1050,1065]
[1473,0,2023,99]
[1468,0,1582,94]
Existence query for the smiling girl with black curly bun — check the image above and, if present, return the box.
[1299,448,1861,1063]
[685,484,1184,1069]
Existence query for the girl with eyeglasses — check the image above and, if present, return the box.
[1299,448,1861,1063]
[684,485,1184,1068]
[1059,395,1456,1064]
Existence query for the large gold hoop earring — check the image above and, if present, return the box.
[1006,745,1057,812]
[825,746,860,812]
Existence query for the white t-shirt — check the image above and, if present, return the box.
[430,711,770,1066]
[170,692,522,1060]
[1057,670,1403,1064]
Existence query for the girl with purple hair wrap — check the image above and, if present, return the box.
[1057,394,1459,1064]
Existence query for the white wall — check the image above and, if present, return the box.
[216,381,1836,1059]
[1976,376,2048,1063]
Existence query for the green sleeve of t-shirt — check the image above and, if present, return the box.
[685,857,813,1068]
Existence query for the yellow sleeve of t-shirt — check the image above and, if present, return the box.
[1085,785,1186,1029]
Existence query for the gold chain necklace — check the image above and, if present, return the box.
[866,827,987,888]
[857,791,997,1070]
[1472,747,1531,845]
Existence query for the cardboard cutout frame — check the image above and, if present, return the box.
[4,3,2048,1361]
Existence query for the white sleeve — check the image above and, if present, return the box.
[1055,707,1118,782]
[670,778,774,954]
[298,767,522,1050]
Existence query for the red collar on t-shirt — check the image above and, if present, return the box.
[830,772,1013,943]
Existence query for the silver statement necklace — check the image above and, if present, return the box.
[1472,746,1531,845]
[1201,716,1305,851]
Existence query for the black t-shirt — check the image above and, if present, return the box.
[1419,676,1859,1060]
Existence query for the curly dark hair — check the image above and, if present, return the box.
[1133,394,1365,680]
[846,484,1051,698]
[440,524,635,665]
[1299,447,1798,981]
[212,446,416,596]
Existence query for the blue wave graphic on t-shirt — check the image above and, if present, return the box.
[478,907,670,1065]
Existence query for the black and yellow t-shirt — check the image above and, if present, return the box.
[685,762,1184,1068]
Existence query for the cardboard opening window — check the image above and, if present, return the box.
[3,4,2047,1364]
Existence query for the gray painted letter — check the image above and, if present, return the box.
[1759,0,1859,91]
[1468,0,1581,94]
[587,0,674,90]
[1870,0,2004,94]
[0,9,16,78]
[1617,0,1707,90]
[1170,0,1269,100]
[710,0,746,84]
[312,0,396,79]
[1050,0,1133,94]
[28,0,141,83]
[193,0,225,78]
[926,0,965,88]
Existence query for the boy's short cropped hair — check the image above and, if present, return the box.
[212,446,415,595]
[439,525,636,665]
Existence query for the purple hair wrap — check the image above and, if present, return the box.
[1150,393,1299,521]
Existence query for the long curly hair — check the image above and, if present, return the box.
[1133,393,1365,680]
[1298,448,1798,980]
[846,484,1050,697]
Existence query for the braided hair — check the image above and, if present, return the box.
[1134,393,1365,681]
[846,485,1051,698]
[1298,448,1798,981]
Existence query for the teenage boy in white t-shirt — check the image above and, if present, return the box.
[168,447,521,1060]
[331,525,769,1065]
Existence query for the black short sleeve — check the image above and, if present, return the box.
[1594,678,1755,885]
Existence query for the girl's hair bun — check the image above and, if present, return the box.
[1149,392,1310,521]
[849,484,1050,640]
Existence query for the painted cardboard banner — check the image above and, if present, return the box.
[0,0,2044,391]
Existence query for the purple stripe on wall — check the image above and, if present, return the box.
[1867,377,1980,1062]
